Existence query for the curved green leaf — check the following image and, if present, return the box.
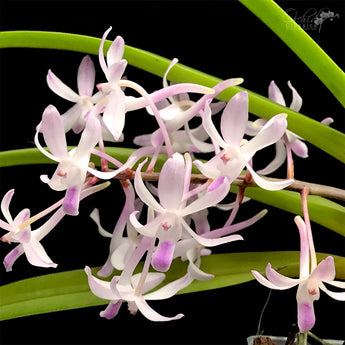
[0,31,344,162]
[238,0,345,107]
[0,252,343,321]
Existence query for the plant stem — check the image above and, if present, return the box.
[297,332,308,345]
[113,170,345,202]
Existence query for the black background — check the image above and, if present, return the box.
[0,0,344,344]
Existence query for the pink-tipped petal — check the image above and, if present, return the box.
[22,239,57,269]
[181,218,243,247]
[1,189,15,224]
[158,153,185,210]
[103,90,126,141]
[245,163,293,191]
[40,105,69,159]
[287,81,302,112]
[241,114,288,155]
[291,139,308,158]
[135,297,184,322]
[105,60,127,83]
[310,256,336,282]
[268,81,286,106]
[85,266,119,300]
[107,36,125,67]
[181,176,230,216]
[319,282,345,301]
[265,263,301,289]
[73,115,101,162]
[294,216,310,279]
[77,55,96,97]
[220,91,248,146]
[99,27,112,74]
[134,161,165,213]
[46,70,79,102]
[145,273,193,300]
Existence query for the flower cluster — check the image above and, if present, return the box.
[0,28,343,329]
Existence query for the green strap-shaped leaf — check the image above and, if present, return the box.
[0,252,343,321]
[0,31,344,162]
[238,0,345,108]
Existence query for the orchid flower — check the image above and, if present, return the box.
[0,190,60,270]
[85,236,185,322]
[130,153,243,272]
[85,266,184,321]
[251,216,345,333]
[35,105,128,215]
[0,183,110,271]
[194,91,294,191]
[247,81,334,175]
[47,55,102,134]
[89,181,139,277]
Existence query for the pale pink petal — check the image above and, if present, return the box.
[245,163,293,191]
[89,208,112,238]
[85,266,119,300]
[131,272,165,294]
[46,70,79,102]
[268,80,286,106]
[1,189,14,224]
[201,100,228,148]
[61,104,84,133]
[265,263,301,288]
[134,161,165,213]
[99,27,112,74]
[105,60,127,83]
[72,115,101,162]
[135,297,184,321]
[77,55,96,97]
[22,239,57,268]
[3,245,25,272]
[287,81,302,112]
[181,218,243,247]
[319,282,345,301]
[321,117,334,126]
[310,256,336,282]
[158,153,185,210]
[129,211,164,237]
[107,36,125,67]
[240,114,287,155]
[40,105,68,159]
[103,89,126,141]
[186,248,214,281]
[252,270,283,290]
[145,274,192,300]
[291,139,308,158]
[294,216,310,278]
[220,91,248,146]
[181,176,231,216]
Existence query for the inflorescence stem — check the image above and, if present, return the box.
[112,170,345,201]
